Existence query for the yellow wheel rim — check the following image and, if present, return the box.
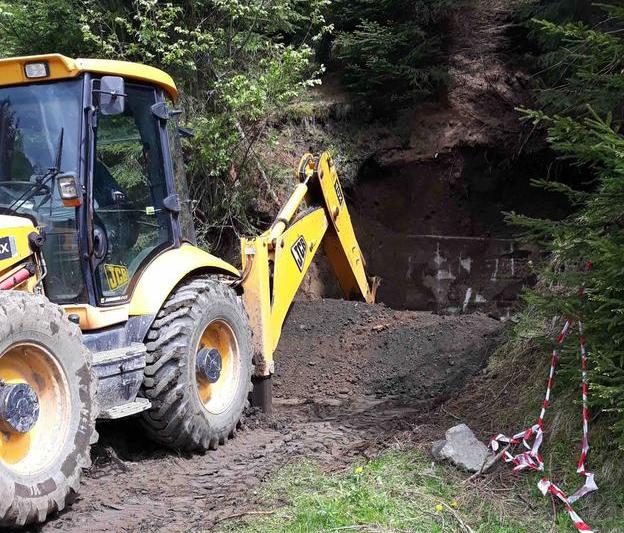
[196,320,240,415]
[0,343,70,475]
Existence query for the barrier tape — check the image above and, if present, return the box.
[489,319,597,532]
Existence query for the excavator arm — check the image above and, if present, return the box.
[240,152,379,407]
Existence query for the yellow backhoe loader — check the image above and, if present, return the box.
[0,54,378,526]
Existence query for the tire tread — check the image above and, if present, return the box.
[141,276,252,451]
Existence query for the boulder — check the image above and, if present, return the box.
[431,423,494,472]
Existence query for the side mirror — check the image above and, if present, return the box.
[98,76,126,116]
[57,172,82,207]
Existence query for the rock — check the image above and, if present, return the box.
[431,439,446,459]
[431,423,494,472]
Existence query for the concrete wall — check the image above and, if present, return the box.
[365,233,536,317]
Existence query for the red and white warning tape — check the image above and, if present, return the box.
[490,318,597,532]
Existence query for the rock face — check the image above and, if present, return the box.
[432,424,494,472]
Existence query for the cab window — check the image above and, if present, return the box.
[93,83,172,303]
[0,79,86,303]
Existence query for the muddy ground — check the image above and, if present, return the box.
[35,299,504,533]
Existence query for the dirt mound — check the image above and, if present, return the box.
[275,299,502,403]
[39,300,504,533]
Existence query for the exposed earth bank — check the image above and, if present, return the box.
[298,0,559,316]
[38,299,503,533]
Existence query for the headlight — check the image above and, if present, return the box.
[24,62,49,79]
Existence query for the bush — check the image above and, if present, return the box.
[0,0,90,57]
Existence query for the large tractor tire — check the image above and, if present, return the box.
[0,291,97,527]
[141,277,253,451]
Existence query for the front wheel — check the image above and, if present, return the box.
[0,292,97,527]
[141,277,253,451]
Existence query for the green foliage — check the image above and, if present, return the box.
[530,17,624,118]
[515,0,594,25]
[0,0,90,57]
[80,0,215,80]
[331,0,454,112]
[510,3,624,446]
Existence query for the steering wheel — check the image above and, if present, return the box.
[0,180,51,202]
[92,214,110,262]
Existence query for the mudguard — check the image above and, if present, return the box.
[129,244,240,316]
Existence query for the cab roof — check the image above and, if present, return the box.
[0,54,178,100]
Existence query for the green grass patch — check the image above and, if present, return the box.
[217,449,552,532]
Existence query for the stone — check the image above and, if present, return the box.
[431,439,446,459]
[431,423,494,472]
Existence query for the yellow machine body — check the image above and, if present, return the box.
[129,245,240,317]
[0,55,377,381]
[59,246,240,331]
[0,54,178,100]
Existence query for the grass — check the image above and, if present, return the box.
[216,449,555,532]
[213,332,624,533]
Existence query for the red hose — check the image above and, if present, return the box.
[0,267,32,290]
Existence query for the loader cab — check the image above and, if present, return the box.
[0,55,194,307]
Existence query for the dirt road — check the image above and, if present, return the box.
[37,299,503,533]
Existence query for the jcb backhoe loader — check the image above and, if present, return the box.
[0,54,377,526]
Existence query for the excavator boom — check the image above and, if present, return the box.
[240,152,379,402]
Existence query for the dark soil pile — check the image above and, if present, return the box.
[274,299,502,404]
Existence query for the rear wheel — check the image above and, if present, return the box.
[0,291,97,527]
[141,277,253,451]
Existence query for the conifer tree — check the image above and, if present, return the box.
[511,1,624,445]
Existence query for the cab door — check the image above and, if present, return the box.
[91,82,175,304]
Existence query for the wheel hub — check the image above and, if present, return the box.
[196,347,222,383]
[0,382,40,433]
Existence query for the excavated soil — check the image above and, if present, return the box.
[35,299,504,533]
